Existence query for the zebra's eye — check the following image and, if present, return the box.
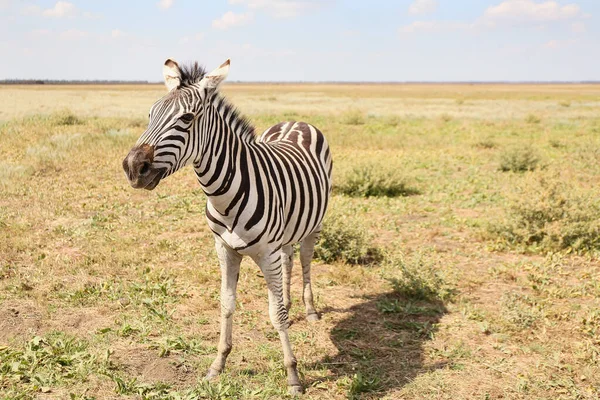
[180,113,195,123]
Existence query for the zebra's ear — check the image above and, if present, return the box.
[163,58,181,91]
[203,59,230,90]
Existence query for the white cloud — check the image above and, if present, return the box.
[571,21,585,33]
[408,0,438,15]
[544,38,577,49]
[400,20,471,34]
[59,29,88,40]
[401,1,588,35]
[43,1,76,17]
[21,1,98,18]
[484,0,581,22]
[212,11,253,29]
[157,0,174,9]
[228,0,322,18]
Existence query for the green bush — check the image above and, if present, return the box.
[314,210,384,265]
[341,109,366,125]
[347,372,381,399]
[558,100,571,108]
[336,164,418,197]
[501,293,542,329]
[385,252,456,302]
[440,113,453,123]
[488,175,600,253]
[0,333,101,395]
[51,109,82,126]
[499,145,541,172]
[474,137,497,149]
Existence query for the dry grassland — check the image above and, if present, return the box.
[1,83,600,399]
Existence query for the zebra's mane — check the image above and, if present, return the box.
[179,61,207,87]
[213,95,256,142]
[176,61,256,142]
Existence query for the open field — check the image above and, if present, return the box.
[1,83,600,399]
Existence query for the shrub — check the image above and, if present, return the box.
[501,292,542,329]
[499,145,541,172]
[347,373,381,399]
[440,113,453,123]
[336,164,419,197]
[474,137,497,149]
[383,115,401,127]
[314,210,384,265]
[558,100,571,108]
[51,109,82,126]
[385,252,456,302]
[525,114,541,124]
[0,333,101,395]
[488,174,600,253]
[341,109,366,125]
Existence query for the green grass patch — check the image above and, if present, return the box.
[315,208,384,265]
[335,163,419,197]
[0,333,108,398]
[499,144,541,172]
[51,109,83,126]
[385,252,456,302]
[488,174,600,253]
[340,109,366,125]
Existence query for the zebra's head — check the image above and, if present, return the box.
[123,58,230,190]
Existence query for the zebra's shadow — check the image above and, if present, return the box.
[308,292,448,398]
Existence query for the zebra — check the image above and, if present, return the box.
[122,58,332,395]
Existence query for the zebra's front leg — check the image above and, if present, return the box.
[205,239,242,380]
[300,230,320,321]
[253,251,303,395]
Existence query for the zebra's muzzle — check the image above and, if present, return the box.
[123,144,164,190]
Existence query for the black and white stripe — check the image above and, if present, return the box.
[127,59,331,393]
[137,85,332,255]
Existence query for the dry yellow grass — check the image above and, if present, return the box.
[1,83,600,399]
[2,83,599,121]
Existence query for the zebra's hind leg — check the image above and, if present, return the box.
[300,229,320,322]
[253,251,303,395]
[205,239,242,380]
[281,245,294,313]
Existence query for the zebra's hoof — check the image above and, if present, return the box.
[306,313,320,322]
[204,368,220,381]
[288,384,303,396]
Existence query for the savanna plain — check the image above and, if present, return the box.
[1,82,600,399]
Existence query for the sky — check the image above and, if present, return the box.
[0,0,598,82]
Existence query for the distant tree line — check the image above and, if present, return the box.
[0,79,153,85]
[0,79,598,85]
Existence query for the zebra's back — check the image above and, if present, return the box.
[258,121,332,245]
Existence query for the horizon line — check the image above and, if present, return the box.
[1,79,600,85]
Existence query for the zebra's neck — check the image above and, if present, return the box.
[193,94,257,219]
